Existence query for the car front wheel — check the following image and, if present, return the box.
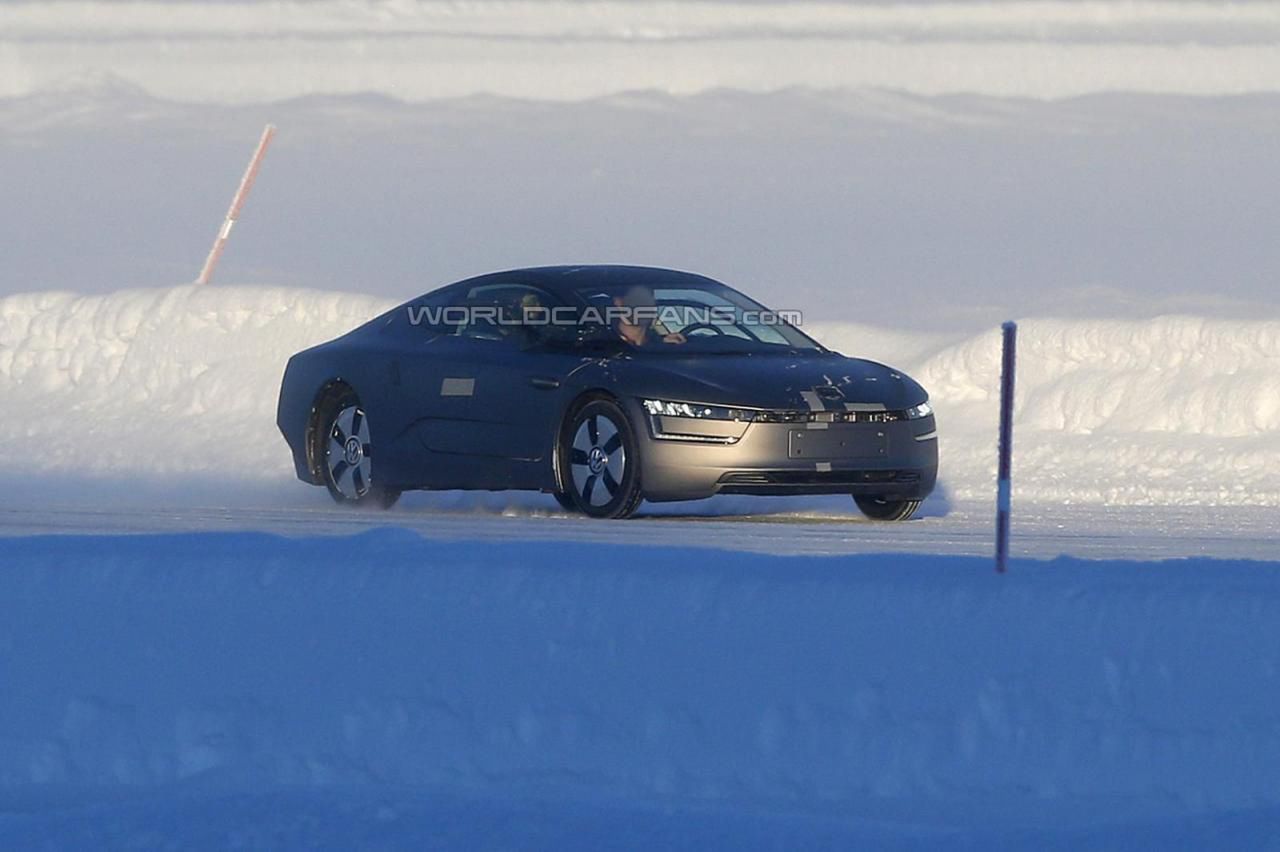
[854,495,921,522]
[557,399,644,519]
[317,387,400,509]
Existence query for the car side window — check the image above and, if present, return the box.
[453,283,559,346]
[383,286,462,337]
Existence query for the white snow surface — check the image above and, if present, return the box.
[2,283,1278,506]
[2,531,1280,848]
[4,0,1280,102]
[0,285,387,478]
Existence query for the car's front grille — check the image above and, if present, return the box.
[754,409,905,424]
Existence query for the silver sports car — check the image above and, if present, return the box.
[277,266,938,520]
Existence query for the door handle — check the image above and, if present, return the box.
[529,376,561,390]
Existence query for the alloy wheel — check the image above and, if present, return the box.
[569,412,626,508]
[326,404,373,500]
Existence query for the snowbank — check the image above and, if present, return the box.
[2,284,1278,506]
[2,530,1280,844]
[815,318,1280,504]
[4,0,1280,102]
[0,285,390,478]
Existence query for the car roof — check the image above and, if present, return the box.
[438,265,725,301]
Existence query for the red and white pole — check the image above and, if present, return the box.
[195,124,276,286]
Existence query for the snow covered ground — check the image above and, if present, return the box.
[4,530,1280,849]
[3,281,1277,848]
[4,281,1275,848]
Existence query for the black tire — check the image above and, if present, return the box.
[557,398,644,519]
[551,490,578,512]
[315,386,401,509]
[854,495,921,522]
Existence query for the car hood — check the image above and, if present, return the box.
[613,351,929,412]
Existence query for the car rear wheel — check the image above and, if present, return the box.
[854,495,921,522]
[557,399,643,519]
[318,388,400,509]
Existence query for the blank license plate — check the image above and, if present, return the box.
[788,427,887,460]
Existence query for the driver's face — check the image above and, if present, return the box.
[613,295,653,331]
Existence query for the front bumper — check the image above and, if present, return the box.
[625,398,939,502]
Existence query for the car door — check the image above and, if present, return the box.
[384,281,586,489]
[451,283,583,466]
[372,285,486,486]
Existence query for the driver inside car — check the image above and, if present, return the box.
[613,285,687,347]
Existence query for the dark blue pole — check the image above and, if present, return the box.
[995,321,1017,573]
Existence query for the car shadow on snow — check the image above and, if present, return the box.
[394,481,953,523]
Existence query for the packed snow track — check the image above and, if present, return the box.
[1,497,1278,561]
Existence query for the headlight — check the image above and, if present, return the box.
[905,401,933,420]
[641,399,753,443]
[642,399,755,422]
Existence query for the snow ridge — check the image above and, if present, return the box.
[818,318,1280,504]
[4,1,1280,102]
[7,1,1280,44]
[0,285,390,477]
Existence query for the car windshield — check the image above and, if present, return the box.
[572,280,823,355]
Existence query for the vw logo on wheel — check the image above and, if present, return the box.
[587,446,607,474]
[344,436,363,465]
